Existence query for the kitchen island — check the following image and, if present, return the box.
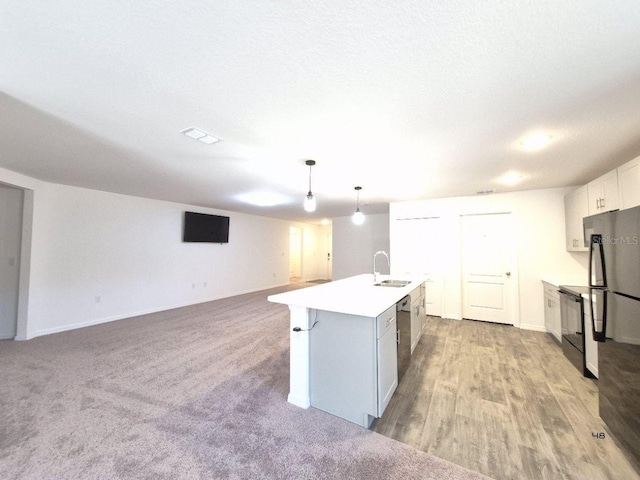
[268,274,425,427]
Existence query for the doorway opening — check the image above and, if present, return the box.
[289,226,302,284]
[325,231,332,280]
[0,184,24,340]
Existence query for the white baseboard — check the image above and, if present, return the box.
[519,323,547,332]
[26,282,292,340]
[288,393,310,409]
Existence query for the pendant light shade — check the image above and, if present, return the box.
[303,160,317,212]
[352,186,365,225]
[304,193,316,212]
[352,210,365,225]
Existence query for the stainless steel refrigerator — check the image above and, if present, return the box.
[584,206,640,473]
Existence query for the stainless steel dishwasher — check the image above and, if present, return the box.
[397,296,411,381]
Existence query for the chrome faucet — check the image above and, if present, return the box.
[373,251,390,282]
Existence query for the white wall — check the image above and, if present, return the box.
[390,188,588,331]
[332,214,390,280]
[0,185,23,339]
[0,167,326,339]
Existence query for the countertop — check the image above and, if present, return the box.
[267,274,425,318]
[541,275,588,288]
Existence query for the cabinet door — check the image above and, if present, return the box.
[588,170,619,215]
[424,276,443,317]
[377,323,398,416]
[549,296,561,342]
[410,301,420,353]
[564,186,589,252]
[587,181,603,216]
[618,156,640,210]
[544,294,553,332]
[601,170,619,212]
[420,289,427,329]
[574,186,589,251]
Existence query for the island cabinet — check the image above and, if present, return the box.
[309,305,397,428]
[267,274,425,427]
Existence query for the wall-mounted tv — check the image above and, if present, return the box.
[183,212,230,243]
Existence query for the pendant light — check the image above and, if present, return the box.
[303,160,317,212]
[352,186,365,225]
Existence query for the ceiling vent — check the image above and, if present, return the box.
[476,189,495,195]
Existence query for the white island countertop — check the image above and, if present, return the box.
[268,274,425,317]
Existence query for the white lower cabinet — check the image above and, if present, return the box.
[377,315,398,415]
[410,287,422,353]
[420,283,427,330]
[309,305,398,427]
[543,282,561,342]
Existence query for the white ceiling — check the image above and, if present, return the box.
[2,1,640,222]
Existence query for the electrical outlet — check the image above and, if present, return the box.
[192,283,196,289]
[95,295,102,304]
[203,281,207,287]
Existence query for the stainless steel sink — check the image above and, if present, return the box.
[374,279,411,287]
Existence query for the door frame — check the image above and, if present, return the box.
[325,231,332,280]
[289,226,303,282]
[0,183,33,340]
[459,212,520,328]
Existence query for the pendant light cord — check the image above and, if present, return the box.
[308,164,312,195]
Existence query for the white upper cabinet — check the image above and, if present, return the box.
[565,185,589,252]
[618,155,640,211]
[587,170,619,216]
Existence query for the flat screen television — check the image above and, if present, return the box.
[183,212,229,243]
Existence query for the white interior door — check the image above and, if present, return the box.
[461,213,516,325]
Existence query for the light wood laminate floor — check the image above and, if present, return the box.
[374,317,639,480]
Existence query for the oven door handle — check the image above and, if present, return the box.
[559,291,582,303]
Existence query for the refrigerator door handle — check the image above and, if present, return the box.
[591,290,607,342]
[589,234,607,288]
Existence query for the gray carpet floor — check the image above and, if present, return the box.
[0,284,489,480]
